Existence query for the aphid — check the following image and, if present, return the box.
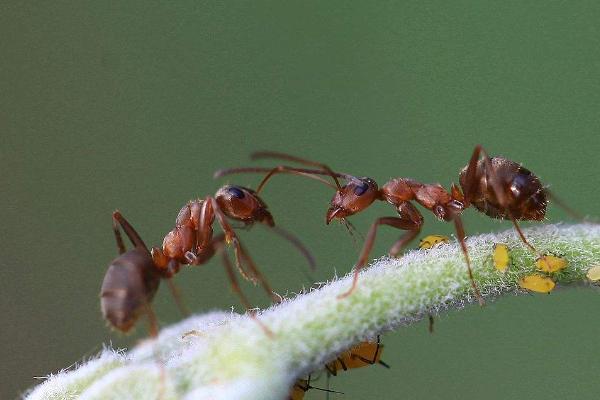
[215,146,575,303]
[586,264,600,282]
[518,274,556,293]
[288,376,342,400]
[535,254,568,273]
[493,244,511,272]
[324,337,390,376]
[419,234,450,250]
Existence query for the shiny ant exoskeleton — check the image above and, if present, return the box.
[101,185,315,335]
[215,145,575,304]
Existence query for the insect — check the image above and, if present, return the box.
[288,376,342,400]
[518,274,556,293]
[215,146,574,303]
[535,254,568,273]
[419,234,450,250]
[102,185,314,334]
[100,211,179,335]
[324,337,390,377]
[587,264,600,282]
[493,244,511,272]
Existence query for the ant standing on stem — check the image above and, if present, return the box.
[101,185,315,336]
[215,145,575,305]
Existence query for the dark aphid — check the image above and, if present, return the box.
[215,145,576,304]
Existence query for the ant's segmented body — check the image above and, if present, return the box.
[215,145,571,303]
[101,184,315,335]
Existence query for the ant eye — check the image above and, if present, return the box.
[227,186,245,199]
[518,166,532,176]
[354,182,370,196]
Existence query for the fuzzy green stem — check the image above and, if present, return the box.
[25,224,600,400]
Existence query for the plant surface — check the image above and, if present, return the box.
[25,223,600,400]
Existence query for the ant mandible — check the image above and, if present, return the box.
[101,185,315,335]
[215,145,572,304]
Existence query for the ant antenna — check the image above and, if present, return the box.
[265,225,317,284]
[252,150,344,191]
[214,166,345,189]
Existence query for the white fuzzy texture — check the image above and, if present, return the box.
[24,224,600,400]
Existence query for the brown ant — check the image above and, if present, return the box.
[215,145,574,304]
[101,185,315,335]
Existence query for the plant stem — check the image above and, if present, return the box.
[25,223,600,400]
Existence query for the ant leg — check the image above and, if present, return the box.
[166,278,190,317]
[112,214,127,255]
[252,151,344,190]
[219,242,253,311]
[428,314,435,334]
[112,211,148,250]
[388,227,421,257]
[470,146,543,255]
[217,239,275,337]
[454,215,484,305]
[209,197,279,302]
[144,302,160,338]
[206,196,253,280]
[339,209,423,299]
[236,240,280,303]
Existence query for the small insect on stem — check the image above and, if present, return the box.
[288,376,343,400]
[419,235,450,250]
[493,244,511,272]
[215,145,580,305]
[519,274,556,293]
[324,336,390,377]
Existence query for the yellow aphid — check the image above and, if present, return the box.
[518,274,556,293]
[535,255,568,273]
[419,235,450,250]
[493,244,510,272]
[586,265,600,282]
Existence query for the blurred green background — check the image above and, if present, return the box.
[2,1,600,399]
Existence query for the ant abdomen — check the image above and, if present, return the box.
[100,249,160,333]
[459,157,547,221]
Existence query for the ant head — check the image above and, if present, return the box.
[215,185,275,226]
[326,177,379,224]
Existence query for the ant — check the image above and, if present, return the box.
[101,185,315,335]
[215,145,576,304]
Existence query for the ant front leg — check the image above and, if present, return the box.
[209,197,279,303]
[339,203,423,299]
